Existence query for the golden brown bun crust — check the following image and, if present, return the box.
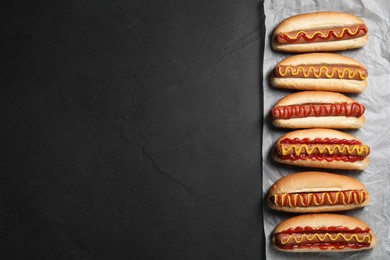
[274,241,376,253]
[272,91,365,129]
[267,171,369,213]
[269,171,366,194]
[271,77,367,93]
[274,12,366,34]
[274,91,358,106]
[275,128,359,142]
[272,12,368,52]
[274,213,371,233]
[275,53,366,67]
[272,116,365,129]
[273,214,376,252]
[273,129,369,170]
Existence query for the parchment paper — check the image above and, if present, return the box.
[262,0,390,259]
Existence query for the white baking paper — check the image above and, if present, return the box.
[262,0,390,259]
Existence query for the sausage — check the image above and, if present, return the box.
[272,103,365,119]
[274,65,367,80]
[276,25,368,44]
[270,190,367,207]
[275,232,372,247]
[276,143,370,157]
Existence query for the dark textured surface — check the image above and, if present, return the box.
[2,0,265,259]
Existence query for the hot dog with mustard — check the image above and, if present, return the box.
[271,53,368,93]
[272,129,370,170]
[267,171,369,213]
[273,214,376,252]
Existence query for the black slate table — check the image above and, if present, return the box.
[3,0,265,259]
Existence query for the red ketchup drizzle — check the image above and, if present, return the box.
[279,138,361,145]
[280,226,370,234]
[272,103,365,119]
[278,25,368,43]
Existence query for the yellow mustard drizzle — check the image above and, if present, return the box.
[280,232,371,245]
[280,144,369,156]
[284,26,364,41]
[273,190,366,207]
[277,66,367,80]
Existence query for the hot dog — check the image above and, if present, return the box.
[272,91,365,129]
[267,171,369,213]
[273,214,376,252]
[272,129,369,170]
[272,11,368,52]
[270,53,368,93]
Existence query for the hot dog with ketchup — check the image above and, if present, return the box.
[273,214,376,252]
[272,11,368,52]
[272,129,369,170]
[271,53,368,93]
[267,171,369,213]
[272,91,365,129]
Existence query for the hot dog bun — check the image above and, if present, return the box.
[272,12,368,53]
[267,171,369,213]
[272,129,369,170]
[273,213,376,252]
[272,91,365,129]
[271,53,367,93]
